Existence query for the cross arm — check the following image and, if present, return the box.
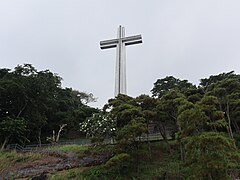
[123,35,142,46]
[100,39,119,49]
[100,34,142,49]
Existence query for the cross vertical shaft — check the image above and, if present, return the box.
[116,25,126,96]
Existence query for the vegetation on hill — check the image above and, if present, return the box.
[1,64,240,179]
[80,71,240,179]
[0,64,98,149]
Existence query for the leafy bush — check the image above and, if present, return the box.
[82,166,108,180]
[104,153,131,170]
[66,170,77,179]
[184,132,240,179]
[82,153,132,179]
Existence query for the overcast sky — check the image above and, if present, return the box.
[1,0,240,108]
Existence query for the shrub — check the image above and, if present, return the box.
[104,153,131,170]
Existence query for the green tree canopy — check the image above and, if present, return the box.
[151,76,195,98]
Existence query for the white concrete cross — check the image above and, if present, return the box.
[100,25,142,96]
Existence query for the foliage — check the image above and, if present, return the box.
[103,94,149,154]
[116,117,147,144]
[156,90,186,138]
[178,105,209,137]
[80,112,116,142]
[0,64,97,147]
[200,71,239,90]
[151,76,195,98]
[81,165,109,180]
[176,77,240,179]
[0,117,27,149]
[104,153,131,172]
[0,151,45,172]
[81,141,183,180]
[1,64,240,179]
[81,153,132,180]
[49,144,88,153]
[184,132,240,179]
[199,71,240,135]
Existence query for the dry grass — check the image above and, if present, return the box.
[0,150,45,172]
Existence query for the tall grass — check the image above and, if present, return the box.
[49,168,87,180]
[48,144,89,153]
[0,150,44,172]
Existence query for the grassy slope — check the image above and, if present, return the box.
[0,145,88,178]
[132,141,183,179]
[0,151,45,173]
[1,142,181,179]
[48,144,89,153]
[48,141,181,180]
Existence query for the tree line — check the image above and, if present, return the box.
[81,71,240,179]
[0,64,97,149]
[1,64,240,178]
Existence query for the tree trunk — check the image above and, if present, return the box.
[158,124,167,142]
[179,142,185,162]
[146,123,152,159]
[177,123,185,161]
[17,101,28,117]
[232,119,240,134]
[158,124,172,154]
[226,101,234,139]
[208,173,213,180]
[37,128,42,147]
[1,136,10,150]
[56,124,67,143]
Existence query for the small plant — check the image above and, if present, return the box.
[104,153,131,170]
[82,166,108,179]
[67,170,77,179]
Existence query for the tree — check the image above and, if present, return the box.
[0,117,27,150]
[200,71,238,91]
[156,90,186,138]
[103,95,147,149]
[0,64,97,146]
[202,74,240,135]
[178,104,209,138]
[177,91,239,178]
[151,76,195,98]
[47,124,68,143]
[116,117,147,145]
[184,87,204,103]
[184,132,240,179]
[80,112,116,142]
[49,88,98,139]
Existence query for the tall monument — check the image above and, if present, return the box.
[100,25,142,96]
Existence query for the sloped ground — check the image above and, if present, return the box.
[1,142,179,179]
[12,151,77,178]
[0,146,110,179]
